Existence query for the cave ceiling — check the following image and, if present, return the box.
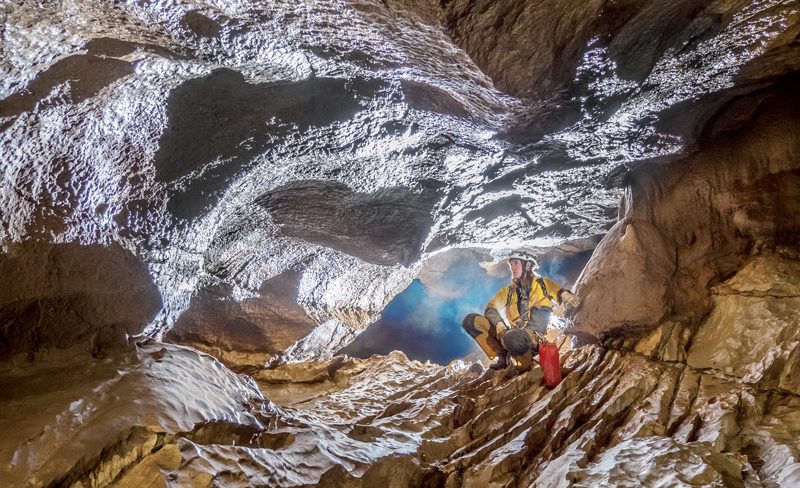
[1,0,798,347]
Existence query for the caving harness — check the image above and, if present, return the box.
[506,275,562,388]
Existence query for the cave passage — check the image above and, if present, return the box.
[339,247,594,364]
[339,253,504,364]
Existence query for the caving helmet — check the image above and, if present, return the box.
[508,248,539,269]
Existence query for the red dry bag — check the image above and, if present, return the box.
[539,340,562,388]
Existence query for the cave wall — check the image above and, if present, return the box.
[3,1,800,486]
[1,0,797,368]
[437,0,605,98]
[0,242,161,361]
[424,0,747,101]
[572,76,800,339]
[165,269,317,370]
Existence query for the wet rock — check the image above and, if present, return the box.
[574,437,752,487]
[633,320,692,363]
[166,270,317,370]
[2,1,800,485]
[84,37,186,61]
[400,79,470,119]
[5,336,800,488]
[50,426,170,488]
[687,255,800,394]
[0,241,161,360]
[7,0,792,359]
[0,340,272,487]
[744,395,800,485]
[0,55,133,118]
[181,11,222,38]
[255,355,350,386]
[155,70,382,220]
[570,74,800,341]
[437,0,604,99]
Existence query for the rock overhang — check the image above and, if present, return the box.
[0,0,798,361]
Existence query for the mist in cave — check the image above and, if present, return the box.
[340,255,506,364]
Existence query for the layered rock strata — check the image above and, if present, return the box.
[4,249,797,487]
[571,75,800,340]
[6,263,799,488]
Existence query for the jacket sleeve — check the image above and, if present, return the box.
[484,286,508,327]
[542,277,568,304]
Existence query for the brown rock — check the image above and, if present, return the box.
[0,241,161,360]
[166,269,317,370]
[570,219,675,337]
[0,55,133,118]
[570,73,800,342]
[687,255,800,394]
[438,0,605,98]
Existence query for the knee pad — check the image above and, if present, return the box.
[502,329,532,356]
[462,313,490,338]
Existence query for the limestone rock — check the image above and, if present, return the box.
[0,241,161,361]
[0,340,272,487]
[438,0,604,99]
[166,270,317,370]
[687,255,800,394]
[6,0,795,362]
[3,334,800,487]
[2,1,800,487]
[574,437,752,487]
[570,219,675,337]
[570,71,800,342]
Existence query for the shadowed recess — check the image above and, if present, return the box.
[257,180,439,266]
[400,79,470,118]
[181,11,222,38]
[85,37,187,60]
[0,242,161,360]
[155,69,384,220]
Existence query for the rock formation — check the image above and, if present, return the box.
[1,0,799,486]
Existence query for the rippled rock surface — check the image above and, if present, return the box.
[4,0,797,362]
[0,340,272,487]
[5,270,800,487]
[3,1,800,486]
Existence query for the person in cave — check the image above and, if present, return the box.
[461,248,580,372]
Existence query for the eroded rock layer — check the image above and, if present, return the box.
[571,74,800,341]
[165,269,317,370]
[2,0,800,486]
[5,252,799,487]
[3,0,797,363]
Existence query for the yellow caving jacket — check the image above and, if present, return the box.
[484,275,565,328]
